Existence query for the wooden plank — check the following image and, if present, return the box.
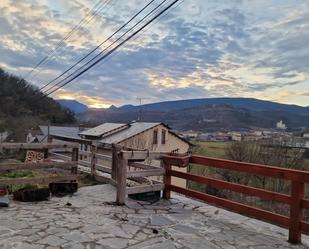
[190,155,309,182]
[111,144,118,182]
[116,158,127,205]
[0,161,76,171]
[301,221,309,234]
[90,145,97,177]
[168,170,291,204]
[128,162,159,170]
[167,185,290,228]
[289,181,304,244]
[0,175,77,185]
[96,153,112,161]
[126,183,164,195]
[301,199,309,209]
[121,150,165,160]
[95,164,112,174]
[127,168,165,178]
[0,142,78,150]
[71,147,78,174]
[163,163,171,199]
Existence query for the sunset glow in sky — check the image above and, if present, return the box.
[0,0,308,108]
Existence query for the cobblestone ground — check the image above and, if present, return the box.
[0,184,308,249]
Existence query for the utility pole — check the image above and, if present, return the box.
[136,97,149,121]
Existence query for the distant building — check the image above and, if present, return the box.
[276,120,287,130]
[34,122,191,187]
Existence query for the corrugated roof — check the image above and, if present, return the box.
[79,123,128,137]
[99,122,161,144]
[39,126,81,140]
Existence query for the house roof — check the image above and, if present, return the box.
[79,123,128,138]
[98,122,191,146]
[99,122,162,144]
[39,126,81,141]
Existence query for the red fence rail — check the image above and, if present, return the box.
[162,155,309,244]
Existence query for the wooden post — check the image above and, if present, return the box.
[71,147,78,174]
[111,144,118,181]
[116,152,127,205]
[163,162,171,199]
[288,180,304,244]
[90,145,97,179]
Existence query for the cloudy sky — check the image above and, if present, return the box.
[0,0,308,108]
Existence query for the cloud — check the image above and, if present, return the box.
[0,0,308,107]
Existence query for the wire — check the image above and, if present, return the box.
[23,0,109,81]
[41,0,162,94]
[44,0,180,97]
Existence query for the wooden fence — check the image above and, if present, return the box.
[162,154,309,244]
[0,142,79,185]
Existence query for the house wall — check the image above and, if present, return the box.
[119,124,190,187]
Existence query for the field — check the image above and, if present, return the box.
[191,140,309,170]
[191,141,229,159]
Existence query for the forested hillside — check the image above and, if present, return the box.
[0,68,75,141]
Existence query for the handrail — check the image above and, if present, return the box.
[163,154,309,244]
[0,142,78,150]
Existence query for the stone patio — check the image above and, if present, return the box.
[0,184,308,249]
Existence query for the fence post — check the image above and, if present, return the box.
[90,145,97,179]
[116,152,127,205]
[289,180,304,244]
[163,162,171,199]
[71,147,79,174]
[111,144,118,182]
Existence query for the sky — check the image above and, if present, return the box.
[0,0,308,108]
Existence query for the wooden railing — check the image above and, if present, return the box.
[162,154,309,244]
[0,142,79,185]
[114,150,167,204]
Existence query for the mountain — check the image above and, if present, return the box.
[57,99,89,114]
[113,97,309,115]
[0,68,75,141]
[78,98,309,131]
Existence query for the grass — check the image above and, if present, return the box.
[191,141,229,159]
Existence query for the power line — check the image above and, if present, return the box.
[39,0,158,92]
[44,0,180,97]
[23,0,110,81]
[44,0,171,94]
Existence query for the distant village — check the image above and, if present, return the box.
[178,120,309,149]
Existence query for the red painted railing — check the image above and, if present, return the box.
[162,155,309,244]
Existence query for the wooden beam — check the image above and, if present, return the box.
[128,162,159,170]
[163,163,171,199]
[0,142,79,150]
[126,183,164,195]
[127,168,165,178]
[167,184,290,228]
[0,161,76,171]
[120,150,165,160]
[0,175,77,185]
[96,153,112,161]
[116,158,127,205]
[90,145,97,178]
[289,181,304,244]
[190,155,309,182]
[168,170,291,204]
[95,164,112,174]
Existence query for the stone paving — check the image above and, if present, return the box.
[0,184,308,249]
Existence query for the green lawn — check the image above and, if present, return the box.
[191,141,229,159]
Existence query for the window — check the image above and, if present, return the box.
[153,129,158,144]
[84,144,88,151]
[161,129,166,144]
